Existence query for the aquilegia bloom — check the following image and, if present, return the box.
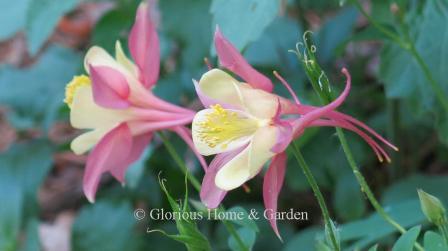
[65,3,203,202]
[192,28,397,238]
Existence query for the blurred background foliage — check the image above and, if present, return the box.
[0,0,447,250]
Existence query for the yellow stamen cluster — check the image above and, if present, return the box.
[196,104,258,149]
[64,75,91,107]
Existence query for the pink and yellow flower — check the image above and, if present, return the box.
[65,3,204,202]
[193,28,397,238]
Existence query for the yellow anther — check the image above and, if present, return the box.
[196,104,259,149]
[64,75,91,108]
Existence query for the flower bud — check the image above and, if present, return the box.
[418,189,447,226]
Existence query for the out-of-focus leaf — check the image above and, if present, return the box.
[211,0,279,52]
[379,0,448,144]
[391,225,421,251]
[228,227,256,251]
[226,206,259,233]
[283,226,321,251]
[21,218,40,251]
[245,16,302,68]
[0,176,22,251]
[424,231,448,251]
[334,173,366,221]
[0,140,52,250]
[91,4,137,53]
[160,0,212,70]
[382,174,448,206]
[368,244,379,251]
[0,0,30,40]
[286,130,367,192]
[0,46,81,129]
[0,141,53,212]
[72,201,136,251]
[371,0,395,25]
[315,240,332,251]
[340,200,425,250]
[125,146,154,189]
[315,7,358,63]
[25,0,78,55]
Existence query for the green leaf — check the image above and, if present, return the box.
[368,244,379,251]
[382,174,448,206]
[156,176,211,251]
[91,4,137,54]
[21,218,40,251]
[283,226,322,251]
[125,146,153,189]
[424,231,448,251]
[0,176,22,251]
[228,227,256,251]
[25,0,78,55]
[378,0,448,143]
[71,201,136,251]
[315,240,332,251]
[0,141,53,212]
[340,200,425,250]
[160,0,212,70]
[211,0,279,51]
[333,173,366,221]
[245,16,303,68]
[315,7,358,63]
[226,206,259,232]
[391,226,421,251]
[0,0,30,40]
[0,46,81,129]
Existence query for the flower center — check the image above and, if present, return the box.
[196,104,261,149]
[64,75,91,108]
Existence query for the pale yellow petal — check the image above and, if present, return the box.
[115,41,138,76]
[70,85,133,129]
[198,69,245,108]
[70,128,110,155]
[199,69,278,119]
[192,108,255,156]
[215,126,278,190]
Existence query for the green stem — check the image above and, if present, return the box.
[335,128,424,251]
[407,44,448,112]
[291,141,340,251]
[352,0,448,113]
[351,0,407,48]
[158,132,249,251]
[439,224,448,245]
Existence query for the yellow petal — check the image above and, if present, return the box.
[71,128,109,155]
[192,107,257,156]
[215,125,278,190]
[70,85,133,129]
[199,69,278,119]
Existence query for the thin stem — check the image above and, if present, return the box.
[335,128,424,251]
[408,44,448,112]
[439,224,448,245]
[353,0,448,113]
[158,132,249,251]
[351,0,408,48]
[291,141,340,251]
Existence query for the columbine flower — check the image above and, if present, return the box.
[193,28,397,239]
[66,3,204,202]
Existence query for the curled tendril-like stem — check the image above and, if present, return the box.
[318,71,331,92]
[289,30,318,67]
[157,171,168,191]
